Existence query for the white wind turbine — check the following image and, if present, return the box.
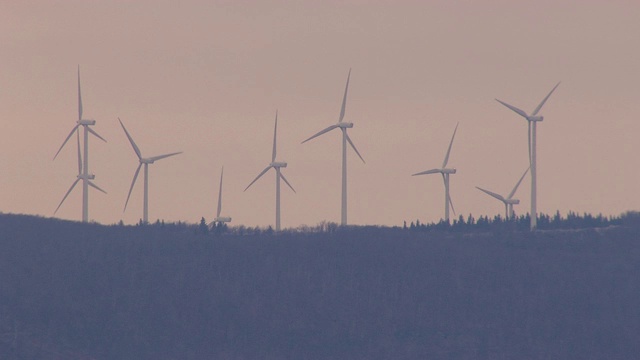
[476,167,529,220]
[55,131,107,217]
[301,69,365,226]
[119,118,182,224]
[412,123,459,223]
[213,166,232,225]
[245,111,296,232]
[54,66,107,222]
[496,82,560,230]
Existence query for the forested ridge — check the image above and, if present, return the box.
[1,213,639,359]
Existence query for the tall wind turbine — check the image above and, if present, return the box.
[412,123,459,223]
[301,69,365,226]
[476,167,529,220]
[119,118,182,224]
[213,166,232,225]
[55,131,107,216]
[496,82,560,230]
[245,111,296,232]
[54,66,107,222]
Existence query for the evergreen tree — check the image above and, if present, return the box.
[199,217,209,235]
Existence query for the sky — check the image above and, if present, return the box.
[1,1,639,228]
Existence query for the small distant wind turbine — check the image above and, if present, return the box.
[496,82,560,230]
[245,111,296,232]
[302,69,365,226]
[213,166,232,225]
[119,118,182,224]
[412,123,459,223]
[55,131,107,216]
[476,167,529,220]
[54,66,106,222]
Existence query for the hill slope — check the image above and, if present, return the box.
[1,214,639,359]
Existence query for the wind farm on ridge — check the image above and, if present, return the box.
[45,66,567,231]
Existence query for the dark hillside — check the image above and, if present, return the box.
[1,214,639,359]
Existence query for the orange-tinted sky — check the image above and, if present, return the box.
[1,1,639,227]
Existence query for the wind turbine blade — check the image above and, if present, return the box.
[76,130,82,174]
[531,82,561,116]
[412,168,441,176]
[124,163,143,212]
[339,68,351,122]
[78,65,82,121]
[507,167,530,200]
[442,122,458,168]
[54,125,80,160]
[272,110,278,162]
[87,127,107,143]
[244,166,272,192]
[476,186,505,202]
[88,180,107,194]
[345,132,365,164]
[148,151,182,162]
[217,166,224,217]
[495,99,528,119]
[448,193,456,216]
[54,178,81,214]
[279,172,296,193]
[118,118,142,159]
[301,124,339,144]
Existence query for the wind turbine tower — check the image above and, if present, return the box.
[302,69,365,226]
[496,82,560,230]
[54,66,107,222]
[245,111,296,232]
[412,123,459,223]
[119,118,182,224]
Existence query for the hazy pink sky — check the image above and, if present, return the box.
[1,1,639,227]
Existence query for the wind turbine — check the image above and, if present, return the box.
[412,123,459,223]
[496,82,560,230]
[476,167,529,220]
[119,118,182,224]
[55,131,107,216]
[301,69,365,226]
[53,66,106,222]
[245,111,296,232]
[213,166,232,225]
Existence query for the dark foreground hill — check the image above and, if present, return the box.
[1,214,639,359]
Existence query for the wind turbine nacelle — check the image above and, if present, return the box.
[78,174,96,180]
[505,199,520,205]
[441,168,456,174]
[78,119,96,126]
[271,161,287,168]
[214,217,232,223]
[338,122,354,128]
[528,115,543,122]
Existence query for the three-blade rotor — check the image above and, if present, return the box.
[54,66,106,160]
[412,122,459,177]
[477,167,530,204]
[301,68,365,164]
[412,123,459,219]
[245,111,296,193]
[495,82,561,165]
[119,118,182,212]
